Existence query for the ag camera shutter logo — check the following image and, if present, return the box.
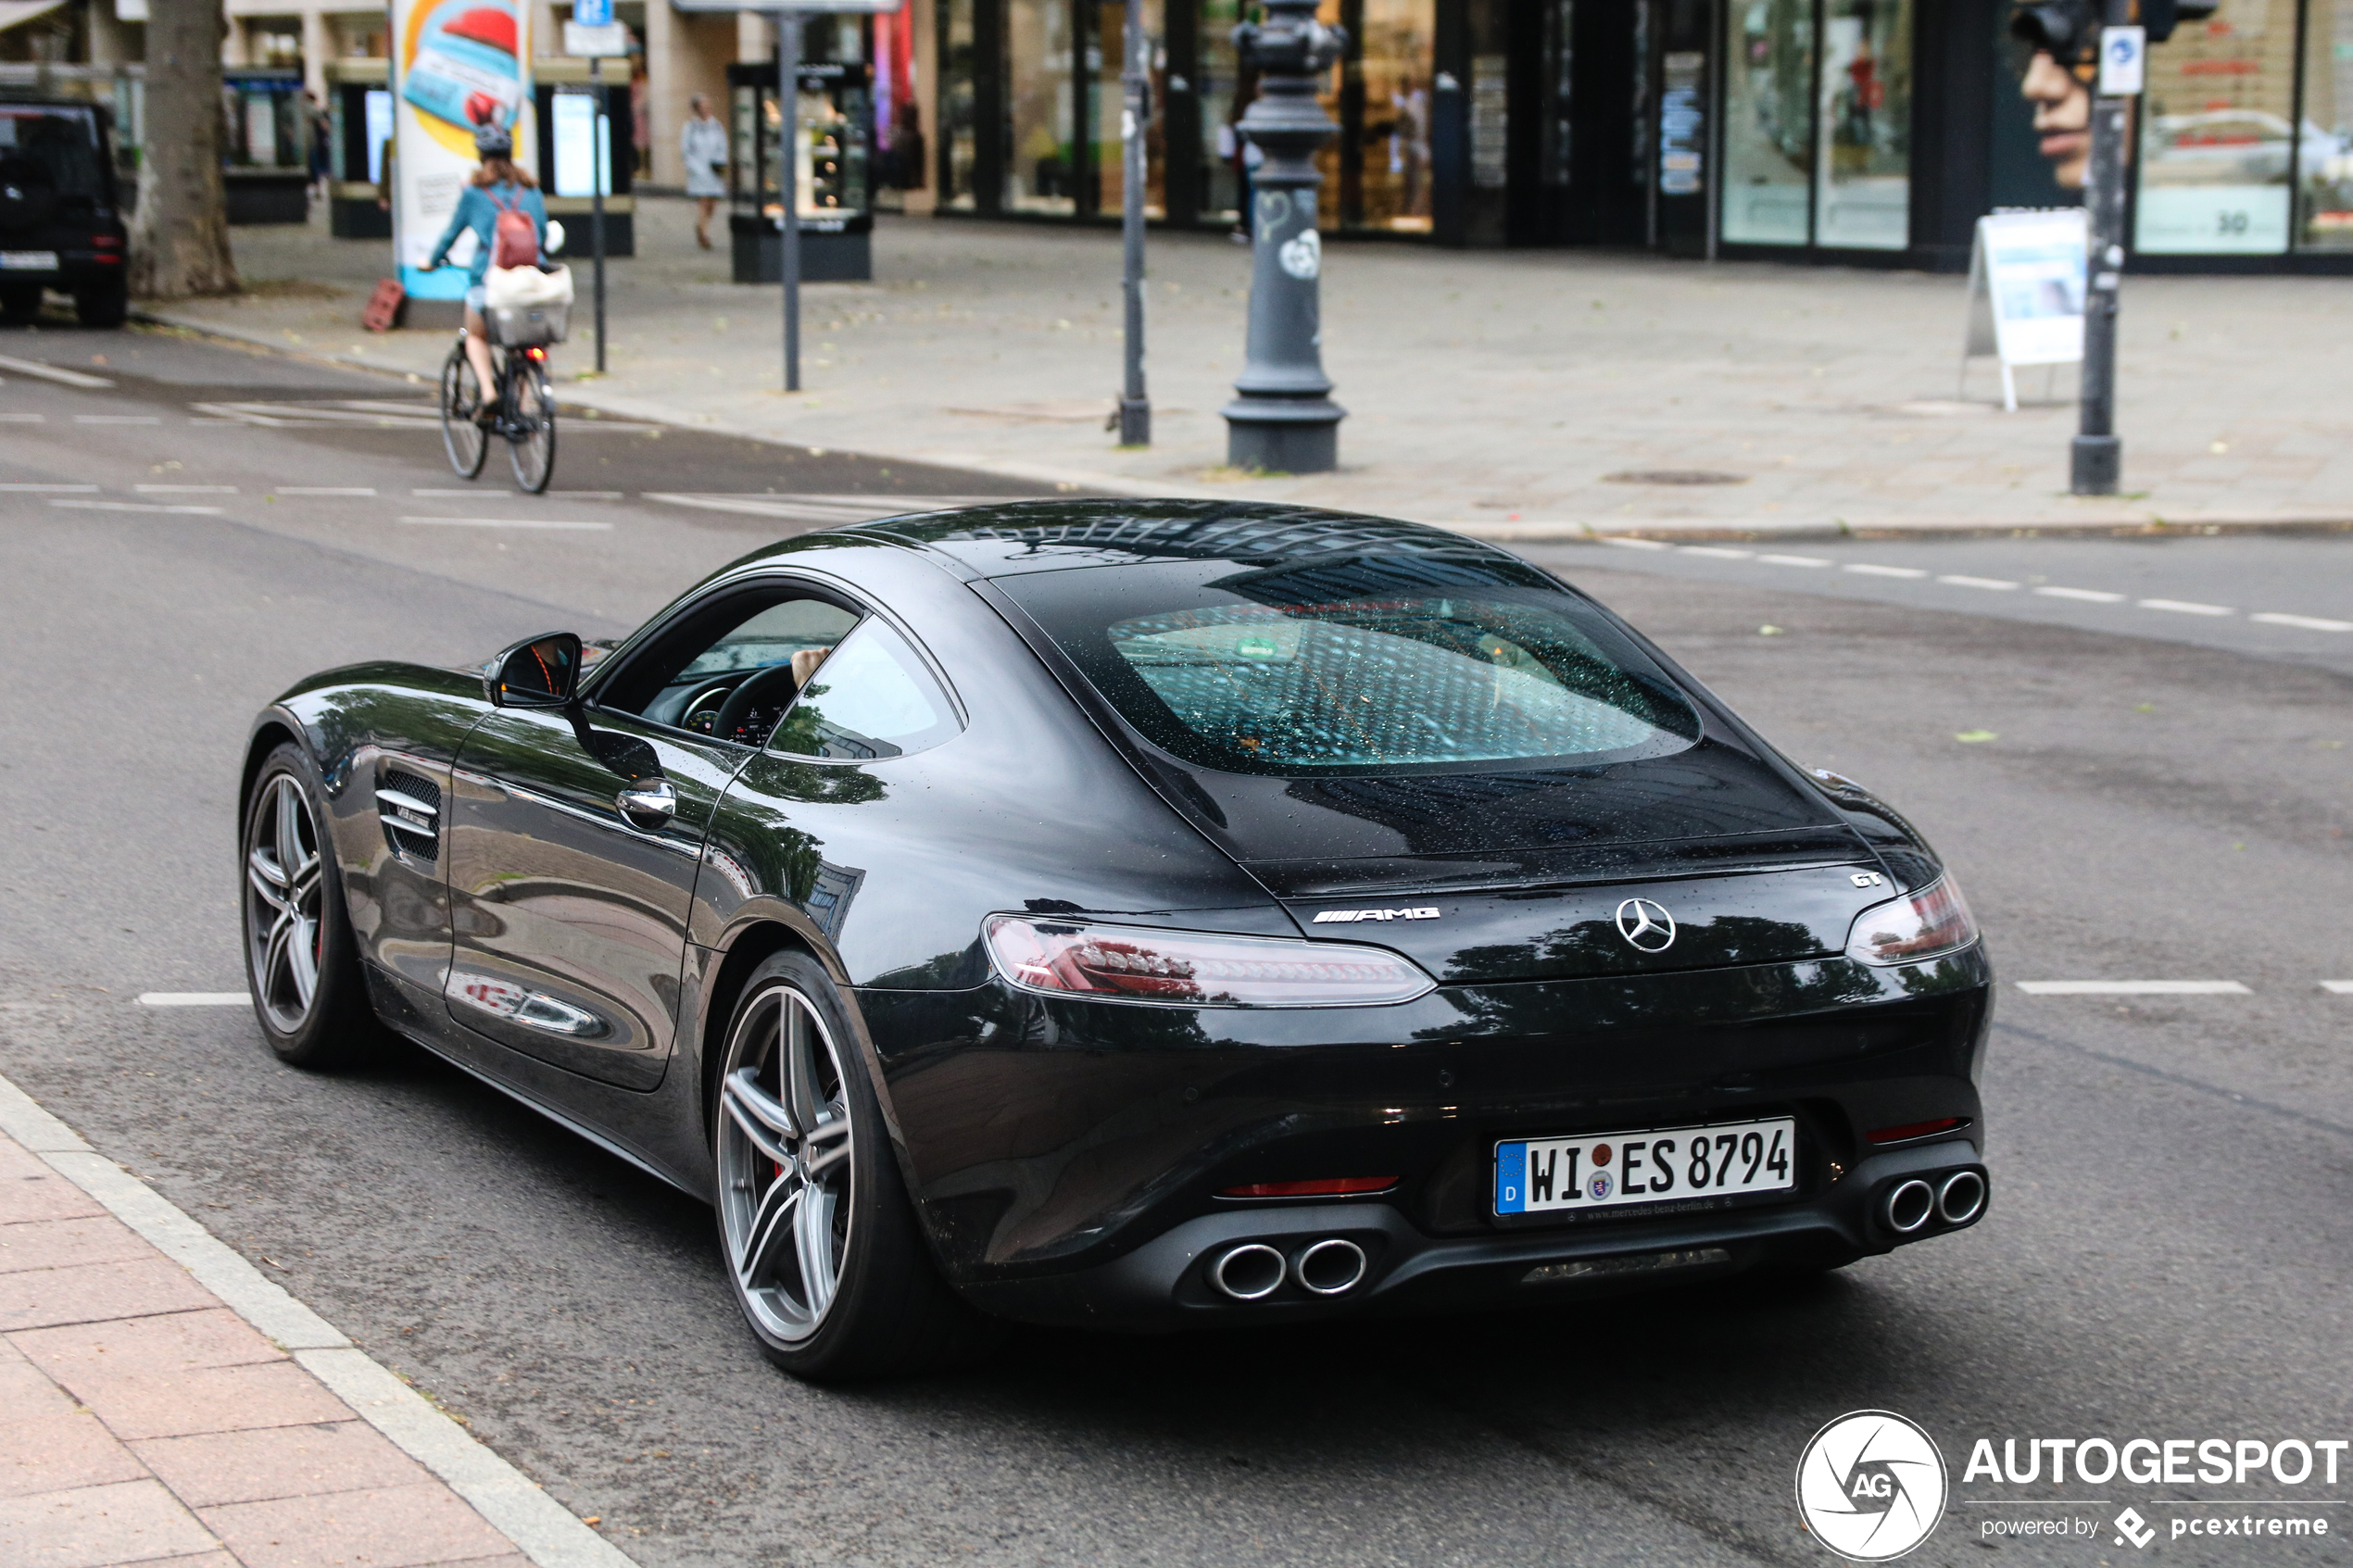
[1796,1411,1949,1561]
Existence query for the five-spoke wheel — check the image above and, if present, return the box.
[240,746,375,1068]
[718,980,855,1343]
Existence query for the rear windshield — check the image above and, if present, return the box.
[1000,556,1702,776]
[0,107,104,202]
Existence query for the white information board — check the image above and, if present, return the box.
[1961,209,2086,411]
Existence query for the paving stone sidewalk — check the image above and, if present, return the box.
[125,196,2353,535]
[0,1104,616,1568]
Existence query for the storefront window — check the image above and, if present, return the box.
[1359,0,1436,232]
[2296,0,2353,247]
[1721,0,1813,243]
[938,0,977,208]
[1008,0,1076,211]
[1815,0,1909,248]
[1197,0,1241,223]
[2135,0,2296,254]
[1091,0,1166,217]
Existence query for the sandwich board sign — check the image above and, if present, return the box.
[1960,209,2087,411]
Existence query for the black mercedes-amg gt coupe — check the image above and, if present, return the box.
[240,502,1991,1379]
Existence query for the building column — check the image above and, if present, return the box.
[302,6,331,98]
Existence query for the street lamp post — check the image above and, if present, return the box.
[1115,0,1151,446]
[2070,0,2136,495]
[1221,0,1346,473]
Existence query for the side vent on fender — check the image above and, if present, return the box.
[378,770,441,863]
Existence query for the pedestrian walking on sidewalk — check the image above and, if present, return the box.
[682,94,728,250]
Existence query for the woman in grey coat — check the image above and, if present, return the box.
[681,94,729,249]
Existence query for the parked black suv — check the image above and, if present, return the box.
[0,98,129,328]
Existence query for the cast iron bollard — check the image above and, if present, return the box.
[1222,0,1347,473]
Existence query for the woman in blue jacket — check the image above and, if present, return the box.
[427,121,548,417]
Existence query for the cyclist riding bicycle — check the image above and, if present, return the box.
[425,121,548,420]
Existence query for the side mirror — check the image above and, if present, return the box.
[488,632,583,708]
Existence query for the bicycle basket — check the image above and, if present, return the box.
[485,301,570,347]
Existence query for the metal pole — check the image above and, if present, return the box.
[1116,0,1150,445]
[776,8,802,393]
[2070,0,2131,495]
[590,57,608,374]
[1221,0,1346,472]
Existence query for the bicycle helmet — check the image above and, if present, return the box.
[472,121,514,158]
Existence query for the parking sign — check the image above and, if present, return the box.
[2099,25,2145,95]
[572,0,612,26]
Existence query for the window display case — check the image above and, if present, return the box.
[727,36,875,283]
[324,58,393,239]
[222,68,311,225]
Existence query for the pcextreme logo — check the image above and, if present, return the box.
[1796,1411,1949,1562]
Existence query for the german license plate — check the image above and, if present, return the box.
[1495,1117,1795,1215]
[0,251,57,270]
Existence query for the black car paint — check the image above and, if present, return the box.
[244,502,1992,1329]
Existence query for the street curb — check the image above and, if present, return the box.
[130,307,2353,541]
[0,1067,640,1568]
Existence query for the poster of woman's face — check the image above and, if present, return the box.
[2020,48,2094,189]
[1990,7,2089,207]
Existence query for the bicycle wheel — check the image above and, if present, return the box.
[438,343,488,480]
[507,362,556,494]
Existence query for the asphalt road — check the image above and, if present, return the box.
[3,326,2350,1568]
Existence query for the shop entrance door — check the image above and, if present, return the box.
[1436,0,1710,254]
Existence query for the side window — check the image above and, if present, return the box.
[769,620,960,761]
[603,593,861,734]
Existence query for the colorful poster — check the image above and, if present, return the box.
[390,0,534,298]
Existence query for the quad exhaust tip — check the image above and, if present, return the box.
[1937,1170,1987,1225]
[1292,1237,1367,1297]
[1209,1242,1287,1300]
[1884,1178,1936,1235]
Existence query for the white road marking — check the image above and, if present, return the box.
[51,499,225,515]
[2034,585,2126,603]
[0,482,98,492]
[1758,553,1832,567]
[411,488,492,496]
[1598,536,1673,551]
[271,486,378,496]
[2139,598,2233,617]
[1939,574,2020,590]
[1680,546,1754,558]
[135,483,239,495]
[1845,563,1929,579]
[2015,980,2252,995]
[642,492,991,524]
[2251,611,2353,633]
[548,490,625,499]
[73,415,160,424]
[137,992,250,1006]
[2322,981,2353,995]
[0,353,113,388]
[398,516,613,530]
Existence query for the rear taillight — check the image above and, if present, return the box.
[984,915,1436,1009]
[1845,875,1978,966]
[1868,1117,1968,1145]
[524,345,547,361]
[1220,1177,1398,1198]
[94,234,120,249]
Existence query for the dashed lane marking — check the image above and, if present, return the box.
[2323,982,2353,995]
[2139,598,2233,617]
[0,483,97,492]
[2253,612,2353,633]
[397,517,613,531]
[0,353,112,388]
[1678,546,1753,559]
[1758,553,1832,567]
[2016,980,2253,995]
[137,993,249,1006]
[135,483,238,495]
[1938,574,2020,590]
[2033,585,2128,603]
[1845,563,1930,579]
[50,499,225,516]
[271,486,378,496]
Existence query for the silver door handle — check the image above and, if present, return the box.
[616,778,676,827]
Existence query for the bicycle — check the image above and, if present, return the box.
[437,318,559,494]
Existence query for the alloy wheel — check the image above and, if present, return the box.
[718,984,854,1343]
[245,774,324,1034]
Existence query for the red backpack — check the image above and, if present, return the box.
[487,189,538,270]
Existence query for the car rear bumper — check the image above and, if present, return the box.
[957,1138,1987,1330]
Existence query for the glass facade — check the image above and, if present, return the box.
[1722,0,1814,243]
[1008,0,1078,211]
[2136,0,2299,253]
[2300,0,2353,246]
[1721,0,1908,249]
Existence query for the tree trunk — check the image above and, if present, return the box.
[129,0,238,298]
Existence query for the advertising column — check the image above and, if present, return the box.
[390,0,535,306]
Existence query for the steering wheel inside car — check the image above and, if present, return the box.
[712,663,800,747]
[678,677,740,735]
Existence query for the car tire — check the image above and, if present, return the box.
[712,950,1000,1381]
[74,280,127,329]
[240,744,383,1070]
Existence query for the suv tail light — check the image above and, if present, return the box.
[1845,875,1979,966]
[984,915,1436,1008]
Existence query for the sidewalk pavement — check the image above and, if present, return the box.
[132,196,2353,537]
[0,1074,632,1568]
